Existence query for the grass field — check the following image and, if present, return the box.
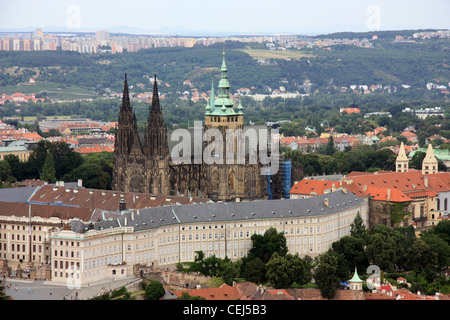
[238,48,315,60]
[22,115,73,122]
[0,81,97,100]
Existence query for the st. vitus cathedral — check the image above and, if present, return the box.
[112,53,272,202]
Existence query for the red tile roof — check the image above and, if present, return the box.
[342,108,361,114]
[365,187,412,202]
[173,284,239,300]
[0,201,94,222]
[28,184,209,212]
[364,292,396,300]
[425,172,450,192]
[289,179,342,196]
[346,170,438,197]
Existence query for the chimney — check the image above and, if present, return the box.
[324,198,329,207]
[131,211,134,221]
[424,176,429,188]
[363,185,368,192]
[387,188,391,201]
[78,179,83,187]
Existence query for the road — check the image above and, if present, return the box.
[3,277,140,300]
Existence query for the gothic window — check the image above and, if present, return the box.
[229,172,235,191]
[159,173,164,190]
[245,170,257,197]
[211,171,219,192]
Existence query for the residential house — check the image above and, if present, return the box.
[361,135,380,145]
[400,131,418,143]
[333,136,351,151]
[340,107,361,115]
[0,145,31,162]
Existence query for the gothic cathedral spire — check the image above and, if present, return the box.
[114,73,139,155]
[146,74,168,157]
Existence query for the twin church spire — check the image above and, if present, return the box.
[116,73,167,158]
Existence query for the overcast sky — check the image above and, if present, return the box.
[1,0,449,35]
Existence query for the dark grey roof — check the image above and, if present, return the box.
[85,190,366,234]
[0,186,41,203]
[0,182,82,204]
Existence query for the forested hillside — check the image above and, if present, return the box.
[1,36,449,94]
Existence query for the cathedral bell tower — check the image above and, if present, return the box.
[204,52,255,202]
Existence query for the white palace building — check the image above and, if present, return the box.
[48,189,368,287]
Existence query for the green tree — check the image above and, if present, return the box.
[421,233,450,272]
[220,260,239,286]
[240,257,267,284]
[366,231,397,272]
[0,279,9,300]
[350,211,367,242]
[4,154,24,182]
[40,152,56,183]
[248,227,288,263]
[265,252,292,288]
[325,135,337,155]
[0,160,15,186]
[428,219,450,245]
[405,239,439,274]
[409,151,426,170]
[63,163,110,189]
[145,280,165,300]
[26,140,83,180]
[266,253,312,288]
[331,236,368,274]
[314,251,340,299]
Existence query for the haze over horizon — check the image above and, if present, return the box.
[0,0,449,36]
